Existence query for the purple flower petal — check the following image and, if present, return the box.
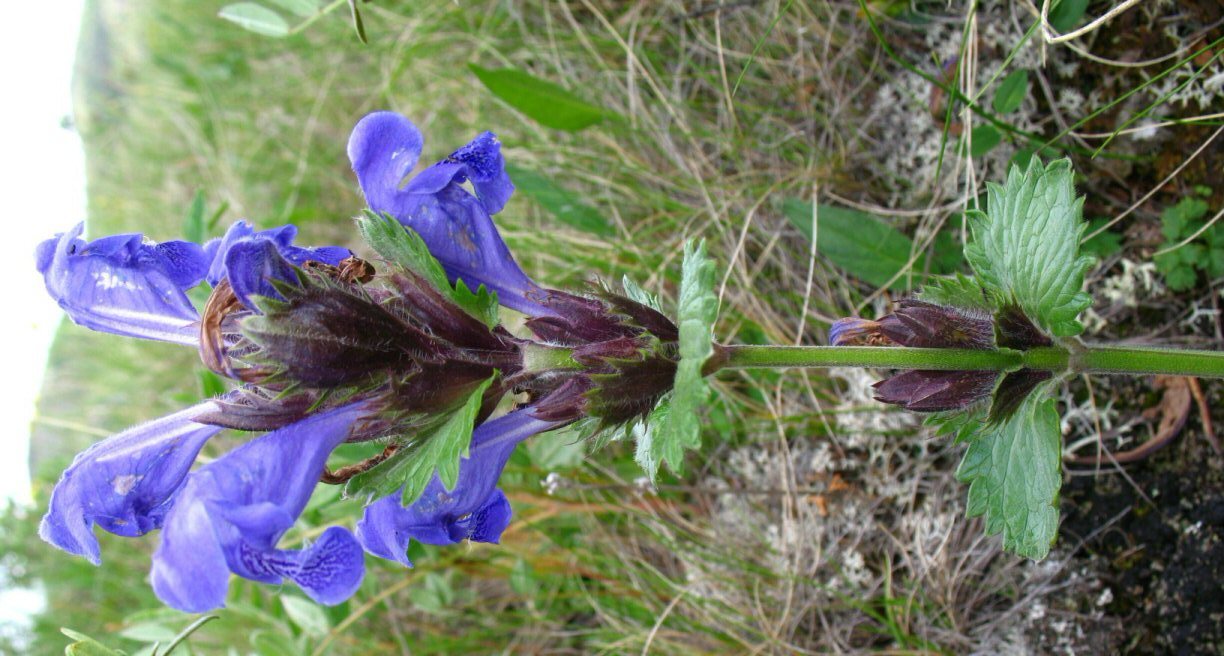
[404,131,514,214]
[224,238,299,309]
[36,223,207,345]
[151,404,366,612]
[205,221,349,288]
[347,112,556,318]
[38,401,225,565]
[356,407,561,566]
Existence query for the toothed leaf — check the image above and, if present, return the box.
[636,241,717,482]
[963,158,1093,337]
[956,390,1061,560]
[356,211,499,326]
[347,375,495,505]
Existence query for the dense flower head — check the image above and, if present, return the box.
[33,111,684,611]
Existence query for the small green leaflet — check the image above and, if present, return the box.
[636,241,718,483]
[992,70,1029,115]
[356,211,499,327]
[281,596,330,638]
[956,390,1061,560]
[964,158,1093,337]
[970,125,1002,158]
[218,3,290,37]
[506,163,612,236]
[621,275,662,312]
[347,375,495,505]
[469,65,613,132]
[1048,0,1090,32]
[61,628,124,656]
[917,273,992,312]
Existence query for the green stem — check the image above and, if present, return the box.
[716,344,1224,379]
[1072,345,1224,378]
[719,345,1022,371]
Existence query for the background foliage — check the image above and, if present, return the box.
[5,0,1223,653]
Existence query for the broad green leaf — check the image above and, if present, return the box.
[469,65,611,131]
[783,199,916,290]
[355,211,499,327]
[918,273,992,312]
[956,391,1061,560]
[266,0,318,17]
[506,163,612,236]
[62,629,125,656]
[964,158,1093,337]
[218,3,289,37]
[347,376,495,505]
[638,241,718,482]
[1048,0,1089,32]
[281,596,329,638]
[969,124,1002,157]
[992,70,1029,114]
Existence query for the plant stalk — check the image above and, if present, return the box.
[717,344,1224,379]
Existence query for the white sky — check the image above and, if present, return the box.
[1,2,86,506]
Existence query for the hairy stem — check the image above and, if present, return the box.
[717,344,1224,379]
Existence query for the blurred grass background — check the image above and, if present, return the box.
[4,0,1223,653]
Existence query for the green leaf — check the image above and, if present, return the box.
[637,241,718,482]
[281,596,330,638]
[1048,0,1089,32]
[964,158,1093,337]
[347,375,495,505]
[969,124,1002,157]
[469,65,612,131]
[992,70,1029,114]
[925,405,986,443]
[509,558,538,596]
[1080,218,1122,258]
[505,163,612,236]
[918,273,992,311]
[118,622,176,644]
[62,628,126,656]
[621,275,662,312]
[525,428,586,469]
[355,211,499,327]
[956,391,1061,560]
[218,3,290,37]
[250,631,300,656]
[783,199,917,289]
[183,190,206,243]
[1159,197,1209,241]
[266,0,318,17]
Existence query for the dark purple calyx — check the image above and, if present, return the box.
[197,258,523,439]
[877,299,995,349]
[522,286,680,428]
